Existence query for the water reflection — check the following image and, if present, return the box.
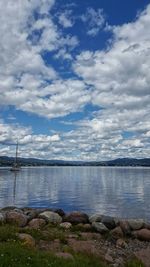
[0,167,150,220]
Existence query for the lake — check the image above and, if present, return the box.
[0,166,150,220]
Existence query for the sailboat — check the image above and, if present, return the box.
[10,141,21,171]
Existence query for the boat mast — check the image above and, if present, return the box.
[15,141,19,166]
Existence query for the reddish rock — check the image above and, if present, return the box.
[38,240,61,252]
[18,233,35,248]
[68,239,101,257]
[6,211,28,227]
[28,218,46,229]
[119,220,131,235]
[63,211,89,224]
[104,253,114,264]
[133,229,150,241]
[116,238,127,248]
[135,248,150,267]
[110,226,124,239]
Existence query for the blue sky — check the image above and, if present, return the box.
[0,0,150,160]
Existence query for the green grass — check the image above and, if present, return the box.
[0,225,19,242]
[0,224,144,267]
[0,241,107,267]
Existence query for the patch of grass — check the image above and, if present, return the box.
[22,225,67,244]
[0,241,108,267]
[125,259,144,267]
[0,225,19,242]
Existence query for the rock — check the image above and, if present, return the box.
[110,226,124,239]
[133,229,150,241]
[28,218,46,229]
[104,253,114,264]
[18,233,35,248]
[22,208,38,221]
[80,232,102,240]
[127,219,144,230]
[38,240,61,252]
[1,206,16,211]
[101,215,116,230]
[119,220,131,236]
[63,212,89,224]
[92,222,109,234]
[0,213,5,224]
[135,248,150,267]
[39,211,62,224]
[59,222,72,229]
[68,239,100,256]
[55,252,74,260]
[6,211,28,227]
[53,209,65,217]
[75,223,92,231]
[116,238,127,248]
[89,214,102,223]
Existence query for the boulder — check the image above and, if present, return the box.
[22,208,38,221]
[92,222,109,234]
[89,214,102,223]
[133,229,150,241]
[127,219,144,230]
[28,218,46,229]
[6,211,28,227]
[53,209,65,217]
[101,216,116,230]
[39,211,62,224]
[110,226,124,239]
[119,220,131,236]
[63,212,89,224]
[59,222,72,229]
[116,238,127,248]
[18,233,36,248]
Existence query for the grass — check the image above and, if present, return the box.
[0,224,144,267]
[0,242,107,267]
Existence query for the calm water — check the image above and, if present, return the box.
[0,166,150,220]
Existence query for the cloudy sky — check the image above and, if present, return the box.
[0,0,150,161]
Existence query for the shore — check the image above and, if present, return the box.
[0,207,150,267]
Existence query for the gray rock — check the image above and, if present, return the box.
[59,222,72,229]
[63,211,89,224]
[92,222,109,233]
[89,214,103,223]
[39,211,62,224]
[127,219,144,230]
[101,215,116,230]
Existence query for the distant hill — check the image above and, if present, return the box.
[0,156,150,167]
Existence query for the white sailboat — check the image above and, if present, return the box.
[10,141,21,171]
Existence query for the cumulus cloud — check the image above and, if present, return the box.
[58,10,74,28]
[0,0,81,119]
[81,7,105,36]
[0,2,150,160]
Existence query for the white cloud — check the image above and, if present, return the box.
[58,10,74,28]
[81,7,105,36]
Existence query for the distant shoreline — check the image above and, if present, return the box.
[0,156,150,167]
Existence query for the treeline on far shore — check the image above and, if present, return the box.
[0,156,150,167]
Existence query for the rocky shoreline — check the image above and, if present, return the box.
[0,206,150,266]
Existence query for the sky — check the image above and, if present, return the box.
[0,0,150,161]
